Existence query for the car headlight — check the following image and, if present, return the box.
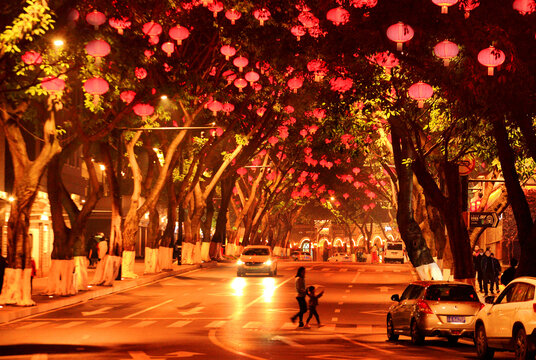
[237,260,244,265]
[264,260,272,266]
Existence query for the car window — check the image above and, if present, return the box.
[512,283,535,302]
[400,285,414,301]
[387,243,403,250]
[424,285,479,302]
[409,285,424,299]
[496,283,519,304]
[243,248,270,256]
[524,285,535,301]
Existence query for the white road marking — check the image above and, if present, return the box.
[339,268,348,272]
[30,355,48,360]
[338,334,394,355]
[127,351,152,359]
[206,320,226,328]
[345,289,350,293]
[124,299,173,319]
[166,351,205,357]
[348,285,353,288]
[272,335,304,347]
[178,306,204,316]
[82,306,112,316]
[243,321,262,329]
[375,269,384,272]
[331,317,338,322]
[338,302,343,305]
[355,325,373,333]
[18,322,50,329]
[334,309,341,313]
[131,321,156,328]
[94,321,121,328]
[168,320,192,328]
[209,329,266,360]
[376,286,393,292]
[57,321,86,328]
[231,276,294,318]
[351,271,361,283]
[342,295,347,298]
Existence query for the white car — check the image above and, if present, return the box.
[383,241,405,264]
[237,245,277,277]
[474,277,536,360]
[328,253,352,262]
[291,251,312,261]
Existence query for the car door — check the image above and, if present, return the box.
[391,285,415,330]
[486,283,523,339]
[399,285,424,332]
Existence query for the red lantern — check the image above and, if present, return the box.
[21,51,42,65]
[208,1,223,17]
[225,9,241,25]
[234,78,247,92]
[161,42,175,57]
[287,77,303,93]
[108,17,131,34]
[291,25,306,41]
[307,59,327,81]
[41,77,65,92]
[478,46,505,76]
[135,67,147,80]
[222,103,235,114]
[237,168,248,176]
[120,90,136,104]
[433,40,459,66]
[326,7,350,26]
[386,22,414,51]
[142,22,162,45]
[431,0,459,13]
[86,10,106,30]
[253,8,271,26]
[220,45,236,60]
[85,39,110,65]
[223,70,237,85]
[369,51,399,74]
[408,82,433,108]
[83,77,109,105]
[133,103,154,120]
[233,56,248,72]
[245,71,260,86]
[68,9,79,23]
[352,0,378,8]
[513,0,536,14]
[207,100,222,116]
[169,26,190,45]
[459,0,479,18]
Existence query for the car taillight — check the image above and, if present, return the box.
[533,303,536,312]
[480,303,485,310]
[417,300,434,314]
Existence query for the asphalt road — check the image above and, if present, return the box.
[0,261,518,359]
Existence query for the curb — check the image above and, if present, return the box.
[0,262,217,324]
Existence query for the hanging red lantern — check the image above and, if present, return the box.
[431,0,459,13]
[21,51,42,65]
[135,67,148,80]
[288,77,303,93]
[245,71,260,86]
[253,8,271,26]
[220,45,236,60]
[85,39,111,65]
[369,51,399,74]
[207,100,222,116]
[433,40,459,66]
[237,168,248,176]
[133,103,154,121]
[120,90,136,104]
[459,0,479,18]
[169,26,190,46]
[223,70,237,85]
[161,41,175,57]
[386,22,414,51]
[222,103,235,114]
[352,0,378,8]
[307,59,327,81]
[233,56,248,72]
[225,9,241,25]
[41,76,65,92]
[408,82,433,108]
[68,9,79,23]
[291,25,306,41]
[513,0,536,14]
[108,17,131,35]
[142,22,162,45]
[208,1,224,17]
[326,7,350,26]
[86,10,106,30]
[477,46,505,76]
[234,78,247,92]
[83,77,109,105]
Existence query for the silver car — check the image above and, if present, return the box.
[387,281,484,345]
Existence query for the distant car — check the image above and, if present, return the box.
[237,245,277,277]
[474,277,536,360]
[328,253,352,262]
[384,241,405,264]
[291,251,312,261]
[387,281,483,345]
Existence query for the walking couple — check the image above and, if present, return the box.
[290,266,324,328]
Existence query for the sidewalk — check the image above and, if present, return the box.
[0,259,216,324]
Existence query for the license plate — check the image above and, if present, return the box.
[447,316,465,323]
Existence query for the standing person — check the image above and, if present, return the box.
[0,255,6,291]
[371,245,378,264]
[501,258,518,286]
[304,285,324,328]
[490,253,501,294]
[481,249,495,296]
[291,266,307,327]
[475,248,484,292]
[30,258,36,293]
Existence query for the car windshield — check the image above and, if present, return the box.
[387,243,403,250]
[425,284,479,302]
[243,248,269,256]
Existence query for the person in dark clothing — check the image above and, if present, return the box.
[474,248,484,292]
[291,266,307,327]
[0,255,6,291]
[304,285,324,328]
[490,253,501,294]
[481,250,495,296]
[501,258,518,286]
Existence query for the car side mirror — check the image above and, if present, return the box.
[485,296,495,304]
[391,294,400,302]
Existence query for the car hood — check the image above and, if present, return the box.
[240,255,271,262]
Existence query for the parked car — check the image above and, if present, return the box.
[291,251,312,261]
[236,245,277,277]
[387,281,483,345]
[383,241,405,264]
[328,253,352,262]
[474,277,536,360]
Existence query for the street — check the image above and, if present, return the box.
[0,262,515,359]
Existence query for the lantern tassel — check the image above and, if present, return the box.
[488,67,494,76]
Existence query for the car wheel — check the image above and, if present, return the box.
[410,319,424,345]
[447,336,459,345]
[386,315,398,341]
[514,327,534,360]
[237,270,243,277]
[475,323,495,360]
[273,267,277,276]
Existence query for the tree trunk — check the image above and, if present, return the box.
[210,176,234,259]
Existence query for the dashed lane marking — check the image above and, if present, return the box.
[18,322,50,329]
[348,285,353,288]
[168,320,192,328]
[339,268,348,272]
[123,299,173,319]
[131,320,157,328]
[243,321,262,329]
[345,289,350,293]
[338,334,395,355]
[272,335,304,347]
[334,309,341,313]
[331,317,338,322]
[94,321,121,328]
[351,271,361,283]
[56,321,86,328]
[205,320,226,328]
